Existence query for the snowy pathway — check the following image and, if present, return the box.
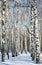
[0,52,42,65]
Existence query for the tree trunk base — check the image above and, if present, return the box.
[36,58,40,63]
[1,47,5,62]
[12,53,16,57]
[31,53,35,60]
[21,50,23,54]
[25,50,27,54]
[2,54,5,62]
[32,53,35,60]
[12,55,15,57]
[16,52,18,56]
[31,53,33,57]
[12,52,17,57]
[36,53,40,63]
[7,53,9,59]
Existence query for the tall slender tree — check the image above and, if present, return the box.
[1,0,6,62]
[29,4,35,60]
[34,6,40,63]
[30,0,40,63]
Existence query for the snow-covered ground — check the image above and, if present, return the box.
[0,52,42,65]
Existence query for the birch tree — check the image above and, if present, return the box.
[31,0,40,63]
[24,30,27,53]
[20,30,23,53]
[30,5,35,60]
[1,0,6,62]
[6,28,9,59]
[34,6,40,63]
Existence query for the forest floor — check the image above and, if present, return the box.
[0,51,42,65]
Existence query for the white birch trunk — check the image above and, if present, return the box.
[17,24,20,55]
[20,29,24,53]
[12,28,14,57]
[30,7,35,60]
[34,6,40,63]
[12,28,16,57]
[1,0,6,62]
[31,7,35,60]
[24,30,27,53]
